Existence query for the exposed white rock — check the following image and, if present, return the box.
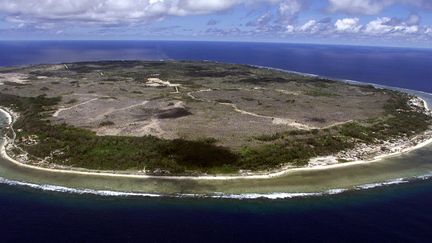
[308,156,338,167]
[145,78,180,87]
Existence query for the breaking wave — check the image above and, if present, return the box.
[0,177,161,198]
[1,173,431,200]
[353,178,409,190]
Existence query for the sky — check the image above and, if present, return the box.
[0,0,432,48]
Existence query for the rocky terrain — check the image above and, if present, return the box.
[0,61,430,175]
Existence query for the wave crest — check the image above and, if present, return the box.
[0,173,431,200]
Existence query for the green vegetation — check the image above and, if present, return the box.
[305,89,339,97]
[0,60,430,175]
[0,90,430,174]
[240,134,352,169]
[254,133,284,142]
[0,94,238,174]
[238,77,290,84]
[10,91,429,173]
[244,91,432,169]
[338,92,431,142]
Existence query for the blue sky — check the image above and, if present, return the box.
[0,0,432,47]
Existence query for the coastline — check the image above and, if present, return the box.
[1,94,432,181]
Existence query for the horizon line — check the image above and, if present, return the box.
[0,39,431,50]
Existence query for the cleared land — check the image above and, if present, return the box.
[0,61,430,175]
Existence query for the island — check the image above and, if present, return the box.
[0,61,431,178]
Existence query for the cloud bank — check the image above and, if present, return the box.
[328,0,394,15]
[0,0,431,44]
[0,0,285,25]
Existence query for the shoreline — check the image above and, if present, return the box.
[1,96,432,181]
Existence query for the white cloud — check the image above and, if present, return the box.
[246,0,302,30]
[241,0,303,33]
[335,18,361,33]
[246,12,273,27]
[278,0,302,24]
[291,16,422,37]
[328,0,395,15]
[298,20,318,33]
[285,25,295,33]
[364,17,419,35]
[1,0,431,42]
[396,25,419,34]
[328,0,432,15]
[297,18,334,34]
[0,0,286,26]
[365,17,394,34]
[279,0,302,16]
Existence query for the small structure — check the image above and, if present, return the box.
[20,135,39,145]
[145,78,180,93]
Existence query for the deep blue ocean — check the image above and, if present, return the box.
[1,41,432,242]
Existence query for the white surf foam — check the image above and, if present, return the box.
[212,192,322,200]
[209,188,350,200]
[1,173,432,200]
[416,172,432,180]
[0,177,161,197]
[0,176,348,199]
[354,178,409,190]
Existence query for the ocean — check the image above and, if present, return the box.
[2,41,432,93]
[1,41,432,242]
